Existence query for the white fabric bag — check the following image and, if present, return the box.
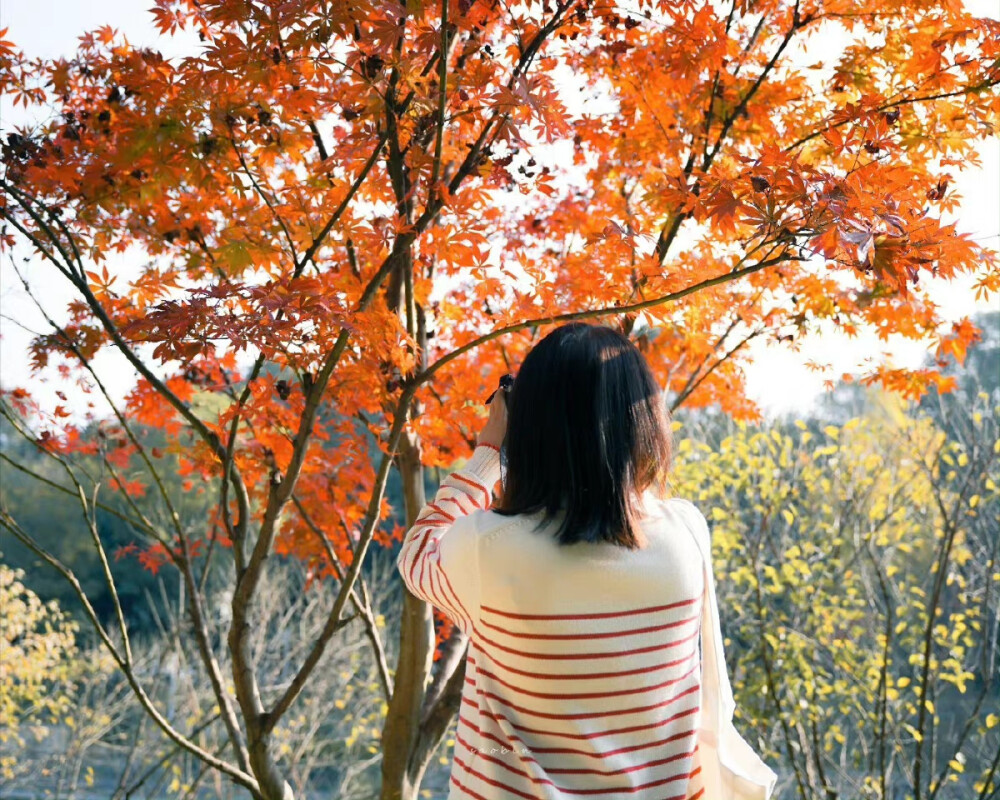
[673,498,778,800]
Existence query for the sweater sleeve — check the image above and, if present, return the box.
[395,444,502,637]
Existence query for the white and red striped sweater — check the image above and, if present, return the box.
[396,444,739,799]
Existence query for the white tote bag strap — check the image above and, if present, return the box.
[671,498,778,800]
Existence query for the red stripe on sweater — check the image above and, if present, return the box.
[552,747,695,778]
[468,633,700,680]
[439,495,471,514]
[419,548,453,619]
[465,653,697,700]
[479,612,698,640]
[412,510,452,525]
[437,558,474,631]
[416,536,438,605]
[427,502,456,521]
[471,674,699,720]
[477,701,699,741]
[472,624,699,660]
[456,727,695,778]
[450,472,491,504]
[406,528,433,588]
[426,558,466,629]
[453,751,702,796]
[417,542,465,631]
[449,773,496,800]
[452,755,537,799]
[457,714,697,760]
[481,595,698,621]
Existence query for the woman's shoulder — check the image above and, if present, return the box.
[473,508,539,539]
[654,496,711,546]
[653,494,705,522]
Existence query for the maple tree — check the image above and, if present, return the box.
[1,0,998,797]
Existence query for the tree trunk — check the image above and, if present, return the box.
[409,630,469,789]
[380,432,435,800]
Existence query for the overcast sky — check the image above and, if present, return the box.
[1,0,997,422]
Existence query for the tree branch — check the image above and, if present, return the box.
[408,250,804,392]
[291,494,394,702]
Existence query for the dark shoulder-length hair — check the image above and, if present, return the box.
[491,321,674,549]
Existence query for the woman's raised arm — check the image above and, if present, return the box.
[395,443,502,637]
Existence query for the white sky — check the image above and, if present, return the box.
[0,0,997,422]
